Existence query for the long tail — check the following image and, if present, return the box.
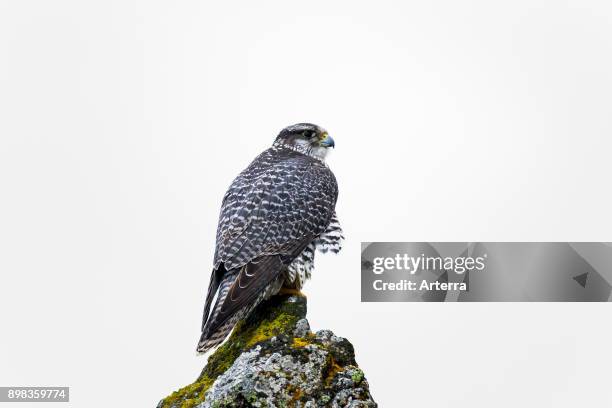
[197,314,240,354]
[196,252,300,354]
[197,272,237,354]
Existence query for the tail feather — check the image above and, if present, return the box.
[196,314,240,354]
[197,247,307,354]
[201,266,225,330]
[197,273,236,353]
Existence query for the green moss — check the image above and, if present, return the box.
[351,369,364,385]
[245,391,258,403]
[243,312,296,348]
[158,295,305,408]
[160,375,214,408]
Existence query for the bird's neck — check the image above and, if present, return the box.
[272,141,329,162]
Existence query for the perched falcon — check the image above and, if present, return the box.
[197,123,343,353]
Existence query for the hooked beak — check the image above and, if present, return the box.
[319,132,335,148]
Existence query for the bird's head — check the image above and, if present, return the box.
[273,123,334,161]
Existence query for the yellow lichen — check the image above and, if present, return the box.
[324,356,344,386]
[289,386,304,406]
[291,337,310,348]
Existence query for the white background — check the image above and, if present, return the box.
[1,1,611,407]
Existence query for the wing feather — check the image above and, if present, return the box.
[202,235,313,338]
[213,148,338,270]
[200,147,338,346]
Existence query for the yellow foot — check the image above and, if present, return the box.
[277,288,306,297]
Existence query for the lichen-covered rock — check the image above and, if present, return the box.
[158,294,377,408]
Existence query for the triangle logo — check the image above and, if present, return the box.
[573,272,589,288]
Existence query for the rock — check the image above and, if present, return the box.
[293,318,311,338]
[158,294,377,408]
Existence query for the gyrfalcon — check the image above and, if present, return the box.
[197,123,343,353]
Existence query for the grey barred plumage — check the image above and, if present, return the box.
[197,123,343,353]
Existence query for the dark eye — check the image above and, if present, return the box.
[304,130,315,138]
